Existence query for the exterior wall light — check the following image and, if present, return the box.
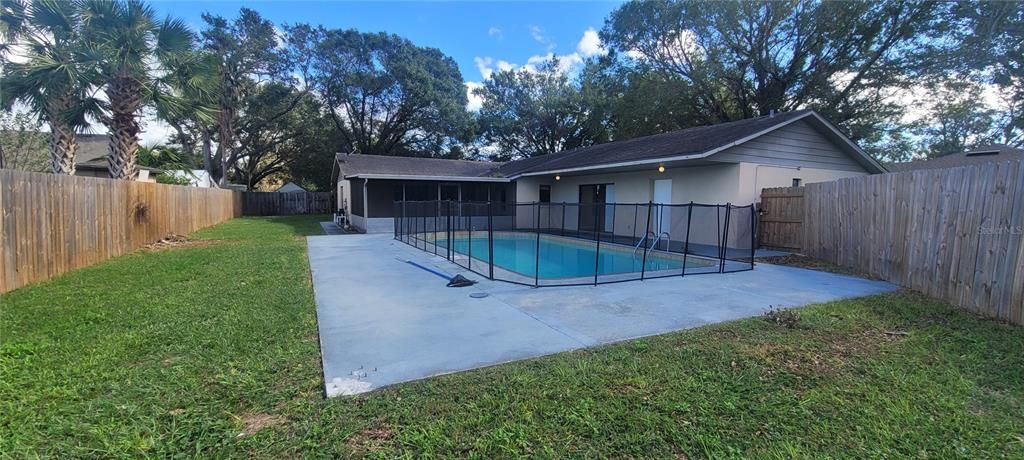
[658,165,665,173]
[555,175,561,181]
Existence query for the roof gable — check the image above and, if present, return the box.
[497,110,884,177]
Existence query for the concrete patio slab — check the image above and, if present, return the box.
[307,233,897,396]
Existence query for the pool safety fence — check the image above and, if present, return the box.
[393,201,755,287]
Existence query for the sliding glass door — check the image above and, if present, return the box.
[579,184,614,232]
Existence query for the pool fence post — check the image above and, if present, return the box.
[433,201,439,256]
[467,202,473,272]
[682,201,693,277]
[534,202,541,287]
[593,202,601,286]
[561,202,566,236]
[749,205,756,270]
[715,206,721,271]
[488,201,494,280]
[640,201,652,281]
[632,203,638,246]
[720,203,732,273]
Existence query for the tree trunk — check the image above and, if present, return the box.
[47,95,78,175]
[201,131,218,187]
[105,74,143,180]
[217,69,238,187]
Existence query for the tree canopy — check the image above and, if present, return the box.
[2,0,1019,188]
[302,28,472,157]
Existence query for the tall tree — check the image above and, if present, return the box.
[304,28,471,157]
[201,7,293,186]
[914,81,999,157]
[0,0,97,174]
[602,0,943,151]
[578,58,701,141]
[475,59,599,160]
[232,83,330,190]
[935,1,1023,147]
[0,111,49,171]
[80,0,195,180]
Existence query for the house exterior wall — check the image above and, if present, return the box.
[713,119,867,172]
[734,163,866,203]
[337,179,350,212]
[515,164,742,206]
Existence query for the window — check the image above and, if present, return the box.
[539,184,551,203]
[792,178,802,187]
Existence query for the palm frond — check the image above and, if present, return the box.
[0,0,29,44]
[29,0,78,38]
[155,16,194,58]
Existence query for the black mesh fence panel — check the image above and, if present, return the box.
[394,200,754,286]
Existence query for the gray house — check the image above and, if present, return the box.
[335,109,885,233]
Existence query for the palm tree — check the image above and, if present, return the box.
[0,0,98,175]
[79,0,194,180]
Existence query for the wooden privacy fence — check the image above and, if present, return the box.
[758,186,804,251]
[800,160,1024,325]
[0,170,242,294]
[242,191,332,216]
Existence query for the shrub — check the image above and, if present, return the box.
[764,307,801,329]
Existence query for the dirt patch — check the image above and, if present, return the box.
[743,329,907,377]
[237,412,287,437]
[756,255,880,279]
[144,234,223,251]
[347,419,396,452]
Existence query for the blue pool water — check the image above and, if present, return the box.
[437,234,704,279]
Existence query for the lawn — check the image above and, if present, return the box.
[2,216,1022,458]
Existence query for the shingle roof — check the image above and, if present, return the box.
[887,144,1024,172]
[337,154,503,178]
[73,134,110,170]
[494,110,818,176]
[337,110,881,179]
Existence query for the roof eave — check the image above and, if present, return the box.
[343,173,510,182]
[509,110,886,177]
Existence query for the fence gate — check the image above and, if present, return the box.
[758,186,804,252]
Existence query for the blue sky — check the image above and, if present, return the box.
[133,1,624,142]
[149,1,623,85]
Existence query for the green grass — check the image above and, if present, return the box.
[2,216,1022,458]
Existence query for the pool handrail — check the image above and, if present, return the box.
[633,231,657,258]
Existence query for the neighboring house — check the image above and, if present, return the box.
[165,169,214,187]
[335,109,886,233]
[74,134,159,183]
[887,144,1024,172]
[276,182,308,193]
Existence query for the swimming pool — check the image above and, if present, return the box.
[434,232,711,280]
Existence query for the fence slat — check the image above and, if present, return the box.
[0,171,243,293]
[241,191,332,216]
[795,160,1023,325]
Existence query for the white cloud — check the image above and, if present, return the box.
[139,110,175,146]
[624,29,701,62]
[529,25,545,43]
[474,56,494,80]
[496,60,514,72]
[576,28,605,58]
[273,26,287,49]
[488,26,503,40]
[465,82,484,111]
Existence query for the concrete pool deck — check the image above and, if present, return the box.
[307,233,897,396]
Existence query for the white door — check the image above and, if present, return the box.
[653,179,672,235]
